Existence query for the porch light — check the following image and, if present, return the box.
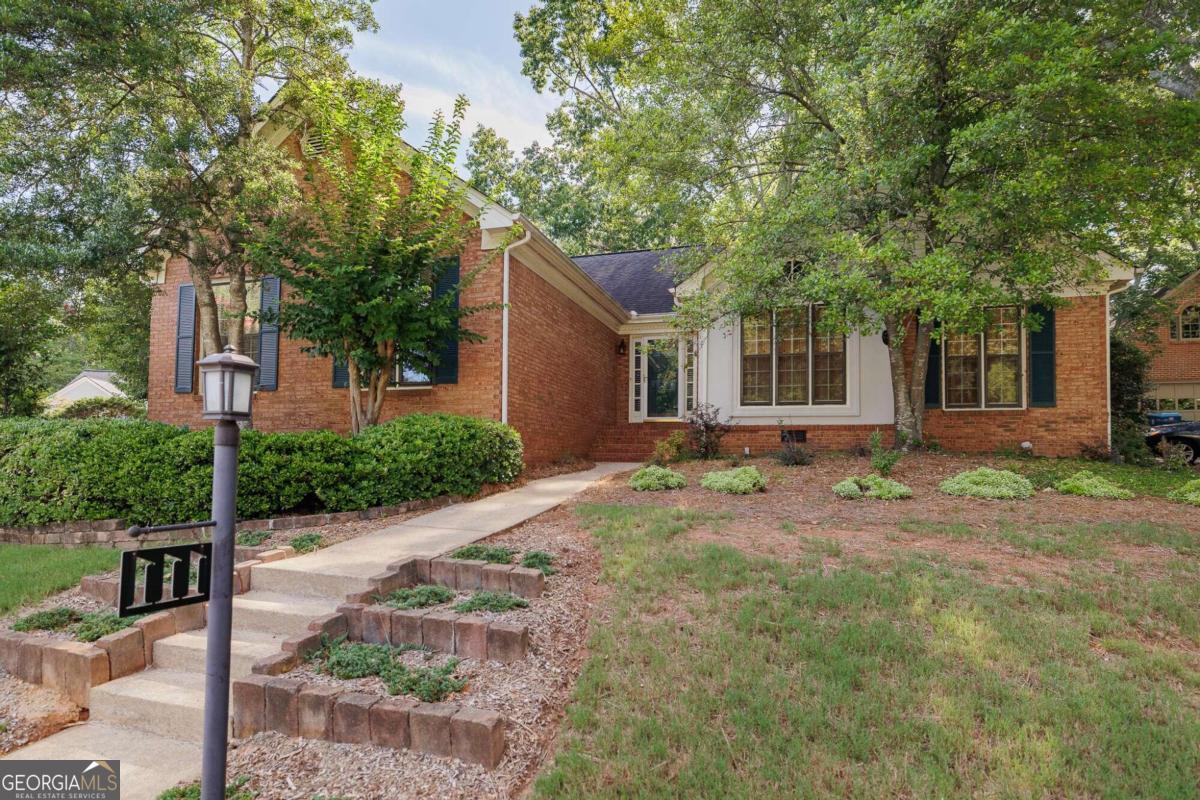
[198,345,258,421]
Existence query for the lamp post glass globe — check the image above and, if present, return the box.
[197,345,258,420]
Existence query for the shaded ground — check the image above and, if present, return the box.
[0,673,78,756]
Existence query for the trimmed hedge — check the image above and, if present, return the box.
[0,414,523,526]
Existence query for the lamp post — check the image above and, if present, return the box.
[196,345,257,800]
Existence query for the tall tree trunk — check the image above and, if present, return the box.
[885,314,933,448]
[191,262,223,358]
[347,357,364,435]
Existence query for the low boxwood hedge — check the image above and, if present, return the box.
[0,413,523,526]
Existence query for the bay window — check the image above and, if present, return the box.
[740,306,846,407]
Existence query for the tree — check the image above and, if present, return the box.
[249,78,497,433]
[1,0,375,355]
[79,276,155,399]
[0,280,59,416]
[515,0,1199,444]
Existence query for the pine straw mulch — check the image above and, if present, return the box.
[222,503,602,800]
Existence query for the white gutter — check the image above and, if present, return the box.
[501,224,533,424]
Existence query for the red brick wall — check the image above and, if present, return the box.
[148,230,504,435]
[506,260,622,463]
[1146,277,1200,383]
[592,295,1112,460]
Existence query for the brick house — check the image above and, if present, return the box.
[1143,270,1200,421]
[148,129,1134,462]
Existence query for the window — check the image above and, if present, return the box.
[943,306,1023,409]
[684,338,696,413]
[632,342,643,413]
[203,281,261,368]
[740,307,846,407]
[631,337,698,419]
[391,360,430,387]
[1181,306,1200,340]
[646,339,680,418]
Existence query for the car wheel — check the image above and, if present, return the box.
[1188,443,1200,465]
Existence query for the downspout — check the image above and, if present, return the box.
[501,222,533,424]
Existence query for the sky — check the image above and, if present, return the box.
[348,1,560,161]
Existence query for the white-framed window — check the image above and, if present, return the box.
[943,306,1022,409]
[630,336,698,420]
[739,307,846,407]
[1171,305,1200,340]
[390,360,431,388]
[202,280,262,367]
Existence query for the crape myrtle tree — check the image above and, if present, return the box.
[1,0,376,357]
[515,0,1199,445]
[249,79,499,434]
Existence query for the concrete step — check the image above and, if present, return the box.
[0,721,201,800]
[249,562,367,600]
[152,628,288,677]
[232,590,339,635]
[88,668,208,743]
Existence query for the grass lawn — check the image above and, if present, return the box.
[0,544,119,615]
[1007,457,1197,498]
[536,504,1200,799]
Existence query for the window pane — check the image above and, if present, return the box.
[811,307,845,404]
[776,308,809,404]
[944,331,981,407]
[647,338,680,417]
[684,338,696,412]
[391,359,430,386]
[632,342,642,413]
[1182,306,1200,340]
[741,314,772,405]
[985,307,1020,406]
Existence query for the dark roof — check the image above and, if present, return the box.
[571,247,691,314]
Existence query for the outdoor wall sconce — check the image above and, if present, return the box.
[617,340,628,356]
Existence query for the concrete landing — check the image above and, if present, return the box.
[252,462,636,598]
[2,722,201,800]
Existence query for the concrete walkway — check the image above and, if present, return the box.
[2,462,635,800]
[252,462,637,599]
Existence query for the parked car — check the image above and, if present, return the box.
[1145,420,1200,463]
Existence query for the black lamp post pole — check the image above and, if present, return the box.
[200,419,240,800]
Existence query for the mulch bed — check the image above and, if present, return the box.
[224,504,601,800]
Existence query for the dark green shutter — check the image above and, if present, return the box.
[257,276,280,390]
[332,358,349,388]
[174,284,196,393]
[924,335,941,408]
[1028,304,1056,407]
[433,256,460,385]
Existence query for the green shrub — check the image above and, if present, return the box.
[629,466,687,491]
[0,413,523,526]
[521,550,556,575]
[157,776,254,800]
[11,607,135,642]
[700,466,767,494]
[49,396,146,420]
[289,532,324,553]
[939,467,1034,500]
[1054,470,1135,500]
[383,584,455,610]
[869,430,902,476]
[453,591,529,613]
[12,606,79,632]
[1167,478,1200,507]
[452,544,515,564]
[311,640,465,701]
[73,611,136,642]
[833,475,913,500]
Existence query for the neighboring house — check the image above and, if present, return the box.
[146,125,1133,462]
[47,370,127,411]
[1144,270,1200,420]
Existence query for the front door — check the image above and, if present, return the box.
[631,337,696,421]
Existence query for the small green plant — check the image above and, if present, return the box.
[833,475,912,500]
[700,466,766,494]
[452,544,516,564]
[868,430,902,476]
[310,640,464,701]
[11,607,80,632]
[1158,439,1194,472]
[780,521,797,533]
[73,611,136,642]
[157,776,254,800]
[236,530,270,547]
[686,403,731,459]
[629,465,687,491]
[652,430,690,465]
[521,550,556,575]
[289,532,324,553]
[384,584,455,610]
[777,425,813,466]
[454,591,529,613]
[939,467,1034,500]
[1167,478,1200,507]
[1054,470,1135,500]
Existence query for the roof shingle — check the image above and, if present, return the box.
[571,247,690,315]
